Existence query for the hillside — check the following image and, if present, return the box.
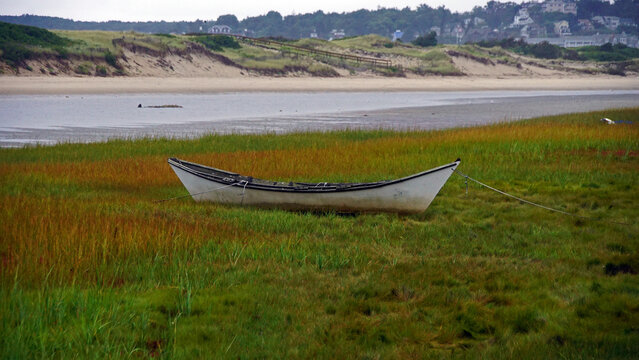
[1,23,638,78]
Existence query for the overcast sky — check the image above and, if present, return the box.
[0,0,526,22]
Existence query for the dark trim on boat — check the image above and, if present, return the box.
[168,157,460,194]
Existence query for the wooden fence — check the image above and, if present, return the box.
[230,35,393,68]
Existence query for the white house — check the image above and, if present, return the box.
[392,30,404,42]
[329,29,345,40]
[554,20,571,36]
[209,25,232,34]
[527,33,639,48]
[512,8,535,27]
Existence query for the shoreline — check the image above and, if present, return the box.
[2,91,637,148]
[1,76,638,95]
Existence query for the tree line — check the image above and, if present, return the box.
[1,0,637,40]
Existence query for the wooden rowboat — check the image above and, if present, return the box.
[168,157,460,213]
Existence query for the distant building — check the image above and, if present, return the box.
[591,16,603,25]
[464,27,500,43]
[453,24,465,44]
[209,25,231,34]
[392,30,404,42]
[464,17,485,28]
[578,19,595,32]
[526,37,564,46]
[562,36,599,47]
[592,16,620,30]
[527,33,639,48]
[616,32,639,47]
[554,20,571,36]
[619,18,637,28]
[329,29,345,40]
[310,30,318,39]
[430,26,441,36]
[521,23,547,38]
[512,8,535,27]
[542,0,577,15]
[605,16,620,30]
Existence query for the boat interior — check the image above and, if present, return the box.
[168,157,395,192]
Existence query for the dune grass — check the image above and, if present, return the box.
[53,30,189,56]
[53,30,127,55]
[1,108,638,358]
[300,35,461,75]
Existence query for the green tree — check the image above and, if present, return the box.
[216,15,239,29]
[413,31,437,47]
[530,41,561,59]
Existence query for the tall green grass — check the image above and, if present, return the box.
[1,109,638,358]
[0,22,72,66]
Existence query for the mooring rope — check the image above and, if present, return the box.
[154,181,243,203]
[240,180,249,205]
[452,168,631,226]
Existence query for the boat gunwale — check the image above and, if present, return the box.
[168,157,460,194]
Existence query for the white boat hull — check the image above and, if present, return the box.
[168,159,459,213]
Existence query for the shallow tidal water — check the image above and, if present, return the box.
[1,90,638,147]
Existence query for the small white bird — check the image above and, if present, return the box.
[600,117,615,125]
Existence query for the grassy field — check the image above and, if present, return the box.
[1,108,638,358]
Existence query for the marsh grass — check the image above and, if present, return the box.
[1,109,638,358]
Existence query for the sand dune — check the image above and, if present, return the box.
[1,45,637,95]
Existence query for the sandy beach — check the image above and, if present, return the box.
[1,75,638,95]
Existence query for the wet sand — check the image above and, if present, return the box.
[1,76,638,95]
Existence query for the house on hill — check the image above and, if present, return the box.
[521,23,547,38]
[209,25,232,34]
[329,29,345,40]
[392,30,404,42]
[619,18,637,29]
[511,8,534,27]
[542,0,577,15]
[592,16,620,30]
[554,20,571,36]
[578,19,595,32]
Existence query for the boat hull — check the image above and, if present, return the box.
[168,159,459,213]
